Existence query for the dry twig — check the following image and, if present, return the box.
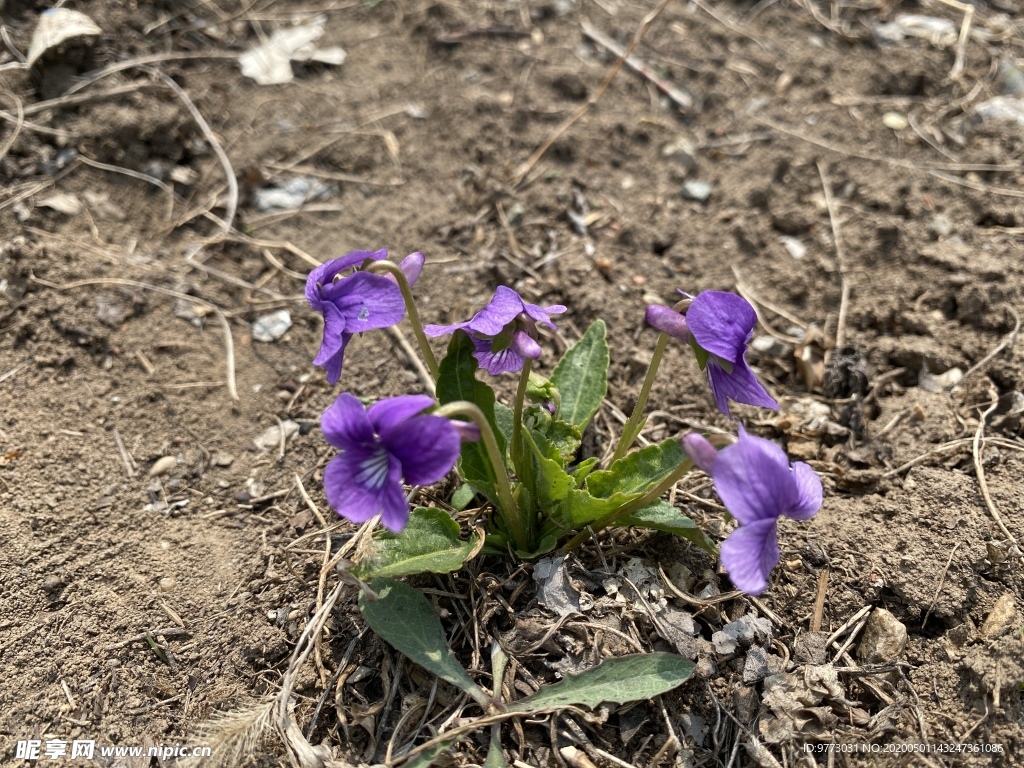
[973,398,1018,550]
[817,162,850,353]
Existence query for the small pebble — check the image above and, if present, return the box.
[928,214,954,239]
[857,608,908,663]
[681,180,712,202]
[793,632,828,665]
[251,309,292,342]
[42,574,66,592]
[148,456,177,478]
[742,646,771,684]
[254,420,299,450]
[212,452,235,467]
[158,577,176,592]
[981,593,1017,638]
[883,111,909,130]
[779,235,806,260]
[751,335,790,357]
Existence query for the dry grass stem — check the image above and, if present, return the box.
[141,67,238,232]
[811,567,829,632]
[0,89,24,163]
[78,154,176,223]
[817,162,850,354]
[973,398,1018,549]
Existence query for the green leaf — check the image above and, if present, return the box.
[485,640,509,768]
[357,507,482,579]
[586,439,688,499]
[515,533,557,560]
[437,331,506,502]
[561,487,628,528]
[551,320,609,430]
[494,403,514,454]
[359,579,490,707]
[484,727,507,768]
[571,457,600,486]
[403,739,455,768]
[545,419,582,462]
[508,653,694,713]
[522,429,574,518]
[621,501,716,554]
[451,484,476,511]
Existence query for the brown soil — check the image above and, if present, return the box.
[2,1,1022,766]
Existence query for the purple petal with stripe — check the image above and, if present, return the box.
[382,415,461,486]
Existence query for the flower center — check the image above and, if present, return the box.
[356,448,390,489]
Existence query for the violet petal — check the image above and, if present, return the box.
[305,249,387,310]
[321,392,375,448]
[710,426,797,525]
[382,414,461,486]
[720,517,779,596]
[687,291,757,364]
[471,336,526,375]
[321,271,406,334]
[367,394,435,434]
[511,329,542,359]
[313,302,348,368]
[323,447,408,530]
[706,358,778,418]
[398,252,425,287]
[522,301,567,329]
[466,285,526,336]
[789,462,823,520]
[423,320,470,337]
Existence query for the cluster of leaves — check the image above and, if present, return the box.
[354,321,711,582]
[343,322,707,764]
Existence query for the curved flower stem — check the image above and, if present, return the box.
[434,401,525,549]
[511,358,533,475]
[366,260,441,380]
[610,332,669,464]
[559,456,694,555]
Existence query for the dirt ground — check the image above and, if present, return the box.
[2,0,1023,766]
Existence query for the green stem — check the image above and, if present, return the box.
[434,401,525,548]
[611,332,669,464]
[367,260,441,380]
[511,358,532,475]
[559,456,694,554]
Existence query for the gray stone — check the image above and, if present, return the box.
[981,593,1018,638]
[743,645,771,684]
[681,180,712,202]
[928,214,954,239]
[857,608,908,663]
[252,309,292,342]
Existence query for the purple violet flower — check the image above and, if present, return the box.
[646,290,778,418]
[321,393,466,532]
[682,427,822,595]
[306,249,424,384]
[424,285,566,375]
